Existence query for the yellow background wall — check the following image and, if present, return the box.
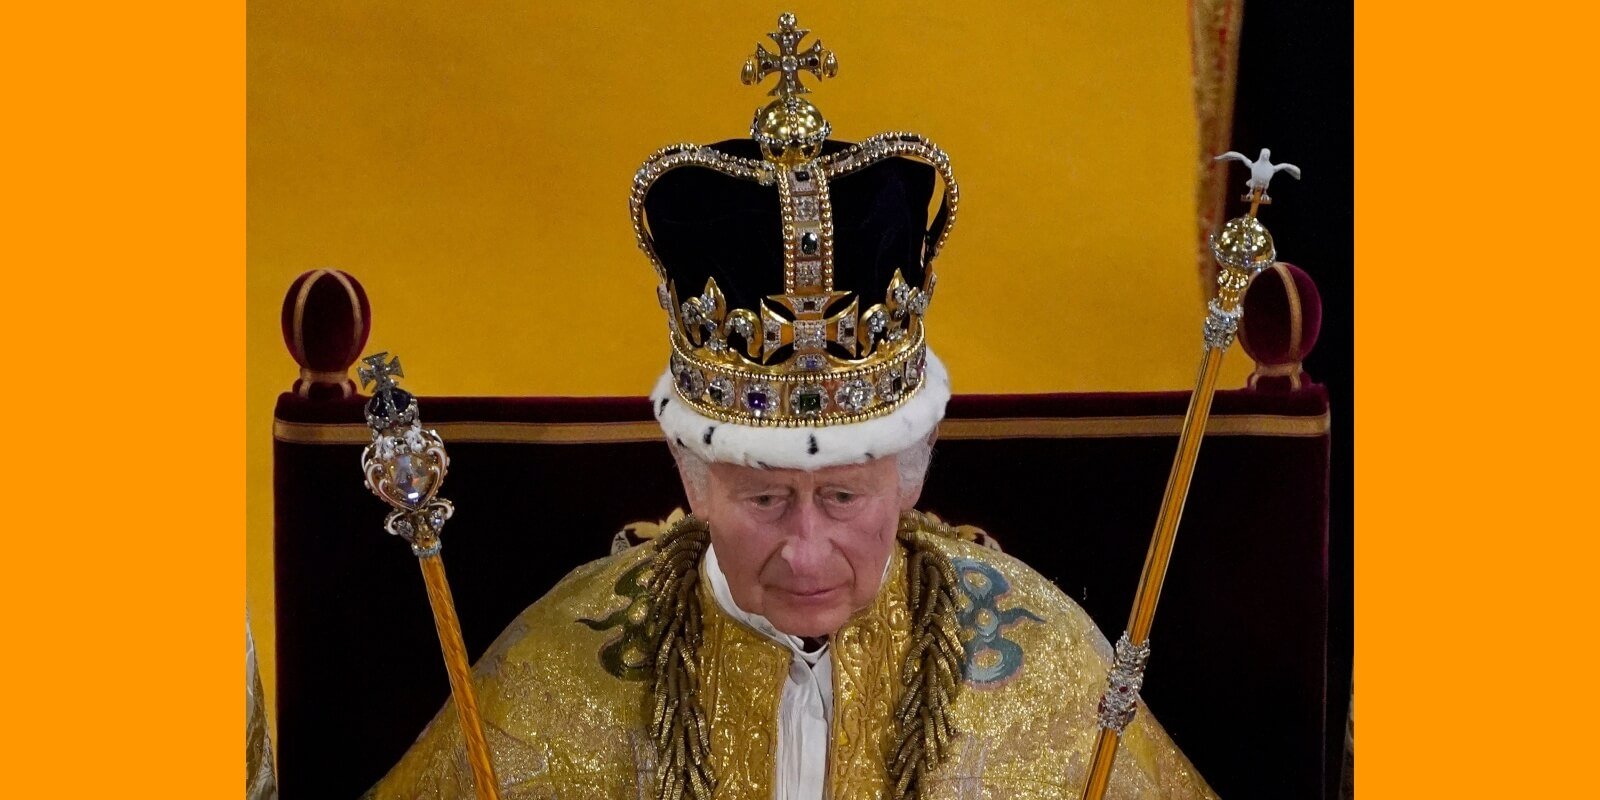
[248,1,1246,728]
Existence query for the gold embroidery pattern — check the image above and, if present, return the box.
[827,546,911,800]
[698,583,788,799]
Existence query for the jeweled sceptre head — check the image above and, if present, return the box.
[1203,148,1304,350]
[358,352,453,555]
[632,12,959,470]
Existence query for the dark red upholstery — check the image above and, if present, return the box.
[273,387,1331,799]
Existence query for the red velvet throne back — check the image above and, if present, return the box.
[273,269,1334,799]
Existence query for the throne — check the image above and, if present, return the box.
[273,266,1336,799]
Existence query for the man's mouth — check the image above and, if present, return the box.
[776,585,841,600]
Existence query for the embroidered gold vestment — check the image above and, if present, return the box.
[367,518,1216,799]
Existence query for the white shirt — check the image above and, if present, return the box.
[703,544,832,800]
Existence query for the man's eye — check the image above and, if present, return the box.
[828,491,857,504]
[751,495,779,508]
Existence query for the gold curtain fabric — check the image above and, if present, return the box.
[1190,0,1248,295]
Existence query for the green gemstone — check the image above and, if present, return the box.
[792,385,825,414]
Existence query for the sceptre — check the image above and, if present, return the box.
[358,352,502,800]
[1078,150,1302,799]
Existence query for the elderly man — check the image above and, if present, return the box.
[368,14,1213,800]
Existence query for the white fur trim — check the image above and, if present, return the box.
[651,349,951,469]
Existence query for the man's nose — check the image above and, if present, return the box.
[778,501,829,575]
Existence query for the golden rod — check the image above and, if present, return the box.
[419,553,502,800]
[1079,176,1281,799]
[1080,727,1121,799]
[1079,348,1225,799]
[1128,348,1224,636]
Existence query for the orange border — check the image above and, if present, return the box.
[17,2,1587,796]
[1354,4,1600,797]
[7,3,241,797]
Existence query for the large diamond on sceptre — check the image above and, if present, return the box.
[359,353,453,550]
[357,352,501,800]
[1078,150,1302,800]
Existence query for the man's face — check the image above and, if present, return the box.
[684,456,917,638]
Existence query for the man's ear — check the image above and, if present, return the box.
[668,441,704,516]
[900,480,924,512]
[899,428,939,511]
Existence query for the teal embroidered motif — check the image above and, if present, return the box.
[952,557,1044,685]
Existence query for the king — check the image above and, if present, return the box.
[368,14,1215,800]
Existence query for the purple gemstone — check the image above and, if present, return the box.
[677,369,705,398]
[746,389,770,412]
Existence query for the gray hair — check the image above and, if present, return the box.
[672,438,934,503]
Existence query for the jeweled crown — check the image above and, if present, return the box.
[631,13,957,427]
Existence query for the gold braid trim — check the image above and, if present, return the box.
[645,515,716,800]
[644,511,965,800]
[890,511,967,800]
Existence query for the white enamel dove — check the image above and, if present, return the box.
[1214,147,1301,202]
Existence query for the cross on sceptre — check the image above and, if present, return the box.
[1213,147,1302,217]
[741,12,838,98]
[359,352,404,392]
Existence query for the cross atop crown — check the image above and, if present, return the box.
[740,12,838,99]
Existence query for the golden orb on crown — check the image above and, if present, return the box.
[751,97,830,167]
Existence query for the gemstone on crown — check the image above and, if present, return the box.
[791,384,826,415]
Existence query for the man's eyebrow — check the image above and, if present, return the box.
[817,475,876,492]
[728,477,790,493]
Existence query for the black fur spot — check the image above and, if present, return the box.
[864,452,874,460]
[756,461,772,470]
[807,434,819,455]
[675,437,685,447]
[658,397,669,414]
[703,426,715,445]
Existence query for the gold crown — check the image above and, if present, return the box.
[631,14,957,428]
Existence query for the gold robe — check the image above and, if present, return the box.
[367,516,1216,799]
